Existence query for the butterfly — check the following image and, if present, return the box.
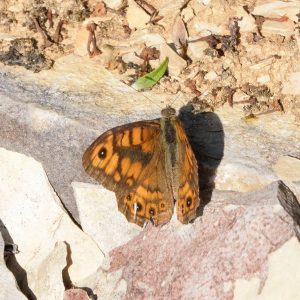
[82,106,199,227]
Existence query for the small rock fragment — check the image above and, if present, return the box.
[204,70,218,81]
[126,0,150,29]
[282,72,300,95]
[261,19,295,37]
[234,7,256,32]
[159,43,187,76]
[273,156,300,182]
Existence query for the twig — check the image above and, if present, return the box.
[31,17,53,48]
[86,22,101,57]
[52,20,64,43]
[47,9,54,28]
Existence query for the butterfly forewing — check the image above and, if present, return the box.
[83,120,160,192]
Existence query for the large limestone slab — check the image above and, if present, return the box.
[93,181,299,299]
[0,147,104,298]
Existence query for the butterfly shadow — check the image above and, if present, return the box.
[178,103,224,219]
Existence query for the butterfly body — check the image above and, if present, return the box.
[82,106,199,227]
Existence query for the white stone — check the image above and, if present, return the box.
[0,148,104,295]
[223,281,233,293]
[125,30,166,48]
[192,21,226,36]
[273,156,300,182]
[103,0,123,9]
[28,105,62,132]
[282,72,300,95]
[261,20,295,37]
[233,277,261,300]
[7,3,23,13]
[0,33,18,41]
[182,7,195,23]
[187,15,229,37]
[232,90,250,103]
[204,70,218,81]
[234,7,256,32]
[257,74,271,84]
[201,0,211,5]
[122,52,144,65]
[259,237,300,299]
[249,57,276,70]
[126,0,150,29]
[223,204,239,212]
[272,204,283,213]
[187,40,207,60]
[73,182,142,255]
[0,233,26,300]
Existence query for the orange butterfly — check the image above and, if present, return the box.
[82,106,199,227]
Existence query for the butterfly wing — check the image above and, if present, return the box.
[175,119,199,223]
[82,120,174,227]
[116,148,174,226]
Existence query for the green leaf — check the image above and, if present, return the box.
[132,57,169,90]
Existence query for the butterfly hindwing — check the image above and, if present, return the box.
[116,150,174,226]
[175,119,199,223]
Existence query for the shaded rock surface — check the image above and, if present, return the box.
[0,230,26,300]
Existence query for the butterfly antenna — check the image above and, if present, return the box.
[127,61,201,112]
